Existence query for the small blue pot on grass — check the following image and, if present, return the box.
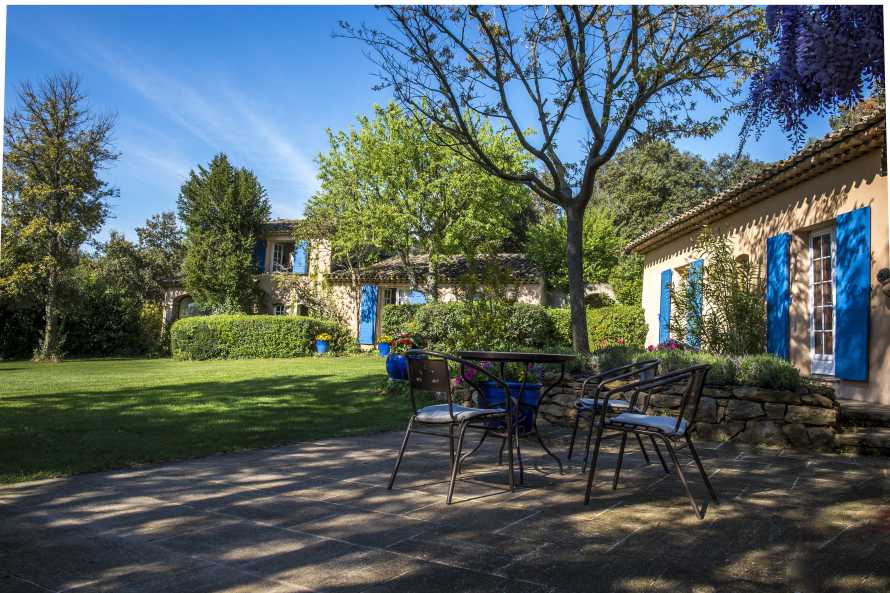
[315,340,330,354]
[377,342,391,357]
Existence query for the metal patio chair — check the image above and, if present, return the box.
[568,359,663,472]
[387,350,520,504]
[583,364,719,519]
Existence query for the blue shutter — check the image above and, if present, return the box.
[252,239,267,272]
[766,233,791,360]
[358,284,378,345]
[658,269,672,344]
[292,240,309,274]
[687,259,704,349]
[406,290,426,304]
[835,207,871,381]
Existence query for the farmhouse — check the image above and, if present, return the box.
[627,109,888,404]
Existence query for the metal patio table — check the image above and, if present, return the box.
[455,350,575,481]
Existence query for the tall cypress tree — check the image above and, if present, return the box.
[177,154,270,313]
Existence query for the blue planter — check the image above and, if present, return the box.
[478,381,542,433]
[386,354,409,381]
[315,340,330,354]
[377,343,391,357]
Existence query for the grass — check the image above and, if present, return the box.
[0,355,417,484]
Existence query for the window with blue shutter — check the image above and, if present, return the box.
[658,269,672,344]
[292,240,309,275]
[687,259,704,349]
[252,239,267,273]
[358,284,378,345]
[406,290,426,304]
[835,207,871,381]
[766,233,791,360]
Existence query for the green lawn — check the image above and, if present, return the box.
[0,355,415,484]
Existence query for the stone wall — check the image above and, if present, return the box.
[536,374,839,450]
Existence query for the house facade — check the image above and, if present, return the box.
[627,110,888,405]
[163,222,545,346]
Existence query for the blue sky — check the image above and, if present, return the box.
[5,5,833,243]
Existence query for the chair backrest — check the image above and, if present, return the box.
[582,359,659,403]
[604,364,711,436]
[405,349,515,423]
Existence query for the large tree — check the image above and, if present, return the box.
[1,75,118,361]
[307,103,530,302]
[177,154,270,313]
[593,141,767,240]
[344,6,766,351]
[136,211,184,301]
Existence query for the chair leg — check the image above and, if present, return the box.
[388,418,414,490]
[581,413,597,473]
[448,424,455,471]
[583,421,606,504]
[497,437,506,465]
[686,433,719,504]
[515,427,524,485]
[446,422,470,504]
[649,436,670,473]
[664,437,704,520]
[567,410,581,459]
[458,430,489,474]
[612,433,628,490]
[506,424,516,492]
[635,433,652,465]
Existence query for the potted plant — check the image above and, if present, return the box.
[476,362,544,433]
[377,334,393,357]
[385,333,415,381]
[314,333,332,354]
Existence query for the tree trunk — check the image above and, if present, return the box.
[37,269,62,362]
[565,205,590,353]
[426,252,439,303]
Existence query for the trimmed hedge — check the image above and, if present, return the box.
[171,315,348,360]
[546,305,647,349]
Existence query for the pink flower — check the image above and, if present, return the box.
[647,345,655,352]
[617,338,625,345]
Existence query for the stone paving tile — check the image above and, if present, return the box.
[2,431,890,593]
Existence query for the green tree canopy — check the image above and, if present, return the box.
[1,74,118,361]
[136,211,184,301]
[307,103,531,301]
[177,154,270,313]
[593,141,768,241]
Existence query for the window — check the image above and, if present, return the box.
[735,254,750,265]
[177,296,198,319]
[273,303,287,316]
[382,287,397,306]
[296,304,309,316]
[271,243,293,272]
[810,229,836,375]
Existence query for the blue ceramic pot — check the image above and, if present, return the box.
[478,381,542,432]
[386,354,409,381]
[315,340,330,354]
[377,342,391,357]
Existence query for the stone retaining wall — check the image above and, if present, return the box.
[535,375,839,450]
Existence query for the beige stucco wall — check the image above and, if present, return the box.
[640,149,889,404]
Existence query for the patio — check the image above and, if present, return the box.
[2,430,888,593]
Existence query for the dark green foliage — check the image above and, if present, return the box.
[0,299,42,359]
[593,141,768,240]
[590,346,800,390]
[136,211,184,300]
[178,154,270,312]
[737,354,801,391]
[171,315,348,360]
[380,304,422,338]
[547,305,647,349]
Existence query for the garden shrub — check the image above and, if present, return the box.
[381,304,422,338]
[547,305,647,349]
[171,315,348,360]
[736,354,800,391]
[589,347,798,390]
[408,301,555,353]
